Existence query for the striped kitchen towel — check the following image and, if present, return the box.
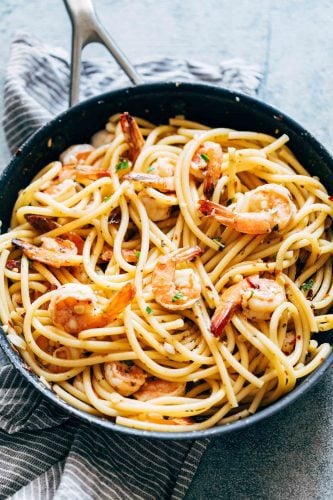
[1,33,261,500]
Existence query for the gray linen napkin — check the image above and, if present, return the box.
[1,33,261,500]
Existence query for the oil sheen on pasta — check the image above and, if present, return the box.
[0,112,332,432]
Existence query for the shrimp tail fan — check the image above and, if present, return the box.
[210,302,236,337]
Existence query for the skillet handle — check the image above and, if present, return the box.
[63,0,143,106]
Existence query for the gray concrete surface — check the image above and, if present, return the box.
[0,0,332,499]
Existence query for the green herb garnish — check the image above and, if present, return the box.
[134,250,141,260]
[147,165,155,173]
[212,237,225,250]
[301,278,314,292]
[249,290,255,299]
[115,159,129,171]
[123,360,134,366]
[200,153,209,162]
[172,291,185,302]
[103,195,111,202]
[146,306,153,315]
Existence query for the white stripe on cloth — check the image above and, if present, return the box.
[1,33,261,500]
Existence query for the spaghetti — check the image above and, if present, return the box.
[0,112,332,432]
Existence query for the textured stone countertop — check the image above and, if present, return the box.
[0,1,332,499]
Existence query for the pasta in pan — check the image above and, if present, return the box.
[0,112,332,432]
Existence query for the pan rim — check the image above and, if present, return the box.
[0,81,332,440]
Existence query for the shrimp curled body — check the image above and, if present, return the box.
[211,275,286,337]
[152,246,203,310]
[125,172,175,193]
[50,282,135,334]
[104,361,147,396]
[134,378,186,401]
[192,141,223,197]
[36,335,81,373]
[12,237,81,268]
[199,183,296,234]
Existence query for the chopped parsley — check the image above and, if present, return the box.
[272,224,279,231]
[147,165,155,173]
[212,237,225,250]
[172,291,185,302]
[249,290,255,299]
[134,250,141,260]
[146,306,153,315]
[103,195,111,202]
[200,153,209,162]
[123,360,134,366]
[301,278,314,292]
[115,159,129,171]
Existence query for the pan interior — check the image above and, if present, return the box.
[0,82,332,439]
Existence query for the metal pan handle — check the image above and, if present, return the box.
[63,0,143,106]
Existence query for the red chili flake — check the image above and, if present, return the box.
[6,259,21,272]
[328,196,333,201]
[246,277,260,289]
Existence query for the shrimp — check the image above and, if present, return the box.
[71,264,91,284]
[99,245,139,264]
[25,214,84,253]
[36,335,81,373]
[120,112,145,163]
[60,144,95,166]
[91,129,114,148]
[211,275,286,337]
[125,172,175,192]
[152,246,203,310]
[58,164,111,182]
[125,156,176,192]
[72,164,111,180]
[192,141,223,197]
[50,282,135,334]
[58,143,110,182]
[12,237,81,268]
[139,193,172,222]
[133,378,186,401]
[104,361,147,396]
[150,157,175,177]
[44,178,77,197]
[198,184,296,234]
[131,413,193,426]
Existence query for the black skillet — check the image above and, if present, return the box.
[0,0,332,440]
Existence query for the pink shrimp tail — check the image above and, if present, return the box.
[106,283,136,318]
[198,199,220,216]
[211,301,238,337]
[211,277,257,337]
[120,112,145,163]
